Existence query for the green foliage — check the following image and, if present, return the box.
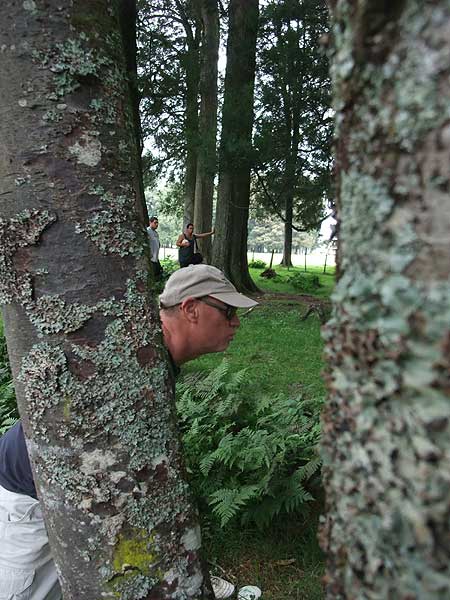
[0,319,18,434]
[249,265,335,299]
[248,259,267,269]
[160,258,179,278]
[287,272,321,293]
[177,360,322,528]
[253,0,333,230]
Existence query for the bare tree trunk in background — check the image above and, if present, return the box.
[281,195,293,267]
[194,0,219,263]
[0,1,211,598]
[321,1,450,598]
[212,0,260,293]
[118,0,148,224]
[183,18,201,226]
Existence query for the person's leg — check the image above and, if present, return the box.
[0,484,61,600]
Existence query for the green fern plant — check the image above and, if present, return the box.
[176,360,323,528]
[0,320,18,434]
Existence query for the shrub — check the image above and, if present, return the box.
[287,272,321,293]
[260,268,277,279]
[177,360,323,528]
[0,320,18,434]
[248,259,267,269]
[160,257,179,279]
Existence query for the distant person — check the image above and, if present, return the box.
[147,216,162,279]
[176,223,214,267]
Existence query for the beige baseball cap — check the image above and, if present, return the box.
[159,264,258,309]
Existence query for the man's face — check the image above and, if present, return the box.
[186,224,194,234]
[150,219,158,230]
[192,297,240,354]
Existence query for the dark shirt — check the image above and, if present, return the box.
[178,234,197,267]
[0,421,37,499]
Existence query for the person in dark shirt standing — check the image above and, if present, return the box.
[0,265,257,600]
[176,223,215,267]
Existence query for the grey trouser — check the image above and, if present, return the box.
[0,484,61,600]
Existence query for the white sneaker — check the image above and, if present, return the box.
[238,585,262,599]
[211,576,235,599]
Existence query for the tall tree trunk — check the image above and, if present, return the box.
[0,2,211,598]
[281,195,293,267]
[321,2,450,598]
[183,29,201,225]
[212,0,259,293]
[194,0,219,263]
[118,0,147,225]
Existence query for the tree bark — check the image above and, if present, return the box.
[193,0,219,263]
[118,0,148,225]
[212,0,260,293]
[281,195,293,267]
[183,17,201,225]
[0,2,211,598]
[321,2,450,598]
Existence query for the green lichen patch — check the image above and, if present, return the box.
[0,209,56,306]
[28,295,113,335]
[112,529,157,575]
[108,572,157,600]
[35,37,111,97]
[75,192,144,258]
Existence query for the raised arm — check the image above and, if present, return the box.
[194,227,215,239]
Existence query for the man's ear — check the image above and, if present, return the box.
[180,297,199,323]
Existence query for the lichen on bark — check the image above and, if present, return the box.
[321,1,450,598]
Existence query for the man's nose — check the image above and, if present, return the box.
[230,314,240,327]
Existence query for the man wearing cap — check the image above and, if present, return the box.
[0,265,257,600]
[159,265,257,365]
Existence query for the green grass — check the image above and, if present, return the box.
[204,516,324,600]
[250,265,335,299]
[182,302,326,401]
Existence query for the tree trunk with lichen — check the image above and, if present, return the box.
[0,2,211,599]
[212,0,260,293]
[321,1,450,599]
[193,0,219,264]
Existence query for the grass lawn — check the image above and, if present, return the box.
[249,265,335,300]
[204,517,325,600]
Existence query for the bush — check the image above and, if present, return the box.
[248,259,267,269]
[260,268,277,279]
[287,272,321,293]
[177,360,323,528]
[0,320,18,434]
[160,257,179,279]
[152,258,179,293]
